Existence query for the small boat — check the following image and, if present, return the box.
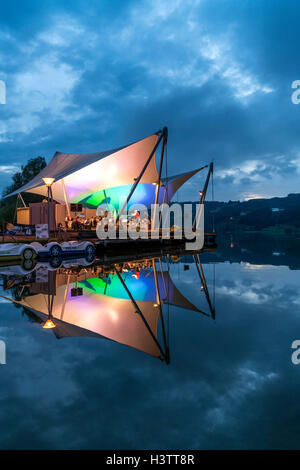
[0,255,96,277]
[0,243,37,262]
[0,241,95,271]
[30,240,96,258]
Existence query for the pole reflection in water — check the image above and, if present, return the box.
[1,251,216,364]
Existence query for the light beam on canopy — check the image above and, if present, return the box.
[78,270,201,312]
[79,168,205,210]
[3,268,202,358]
[5,133,160,204]
[5,125,207,208]
[14,285,162,357]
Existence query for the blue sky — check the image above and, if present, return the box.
[0,0,299,201]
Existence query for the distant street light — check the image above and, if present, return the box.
[42,177,55,240]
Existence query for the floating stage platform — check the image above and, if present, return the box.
[95,231,217,255]
[0,230,217,253]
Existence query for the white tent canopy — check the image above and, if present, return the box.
[5,130,205,207]
[3,268,203,358]
[161,167,206,202]
[6,133,160,204]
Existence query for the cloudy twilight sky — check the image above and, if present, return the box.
[0,0,299,201]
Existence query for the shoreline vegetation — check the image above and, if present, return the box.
[0,157,299,236]
[203,194,300,235]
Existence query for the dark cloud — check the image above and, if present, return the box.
[0,0,299,201]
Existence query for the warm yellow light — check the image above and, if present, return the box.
[153,303,159,308]
[42,177,55,187]
[42,318,56,329]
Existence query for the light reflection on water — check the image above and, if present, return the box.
[0,237,299,450]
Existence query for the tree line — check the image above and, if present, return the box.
[0,156,46,226]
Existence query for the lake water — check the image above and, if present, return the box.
[0,235,299,450]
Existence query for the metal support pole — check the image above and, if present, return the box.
[201,162,214,205]
[193,162,213,229]
[47,186,50,241]
[115,127,168,225]
[19,193,27,208]
[115,267,166,360]
[194,254,215,319]
[103,189,109,211]
[152,259,170,363]
[61,179,71,220]
[158,257,168,298]
[60,273,71,321]
[153,130,168,231]
[197,254,215,318]
[158,185,167,230]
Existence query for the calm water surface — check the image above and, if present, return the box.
[0,235,299,450]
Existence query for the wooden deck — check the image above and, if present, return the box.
[0,229,217,249]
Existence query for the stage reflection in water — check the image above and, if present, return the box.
[1,252,215,364]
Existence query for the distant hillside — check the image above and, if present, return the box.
[206,192,300,233]
[180,193,300,234]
